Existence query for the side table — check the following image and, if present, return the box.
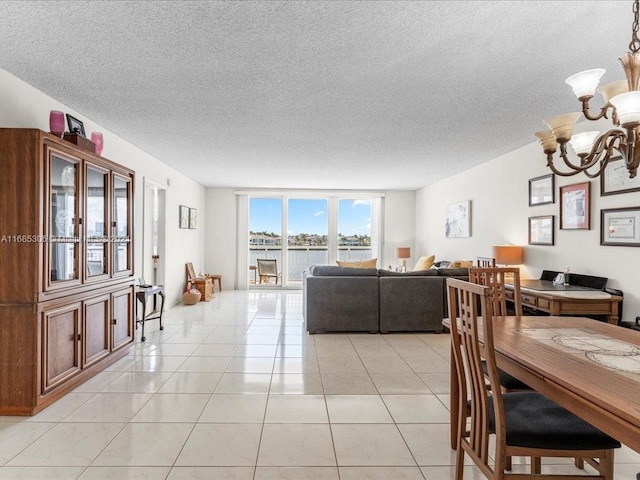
[136,285,165,342]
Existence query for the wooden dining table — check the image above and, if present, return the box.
[446,315,640,453]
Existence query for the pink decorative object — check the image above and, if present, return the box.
[49,110,65,137]
[91,132,104,155]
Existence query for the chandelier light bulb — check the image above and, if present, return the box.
[542,112,583,142]
[610,91,640,126]
[565,68,606,99]
[569,131,600,155]
[597,80,629,103]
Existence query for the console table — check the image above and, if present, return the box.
[506,279,622,324]
[135,285,165,341]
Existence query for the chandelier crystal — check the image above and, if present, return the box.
[535,0,640,179]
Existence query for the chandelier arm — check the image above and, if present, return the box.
[581,97,609,121]
[558,143,595,171]
[545,153,582,177]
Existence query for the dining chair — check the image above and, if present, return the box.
[446,277,620,480]
[257,259,281,285]
[476,256,496,268]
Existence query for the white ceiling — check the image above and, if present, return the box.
[0,1,632,190]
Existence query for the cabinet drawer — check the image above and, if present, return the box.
[505,290,515,301]
[537,298,551,310]
[521,294,537,307]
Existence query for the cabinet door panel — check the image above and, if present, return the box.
[83,294,110,367]
[42,302,81,392]
[112,288,133,350]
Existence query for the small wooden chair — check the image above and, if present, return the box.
[447,277,619,480]
[257,259,281,285]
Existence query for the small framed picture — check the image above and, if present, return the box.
[600,207,640,246]
[600,156,640,196]
[528,215,554,245]
[528,174,554,206]
[560,181,590,230]
[179,205,189,229]
[65,114,86,137]
[189,208,197,229]
[445,200,471,238]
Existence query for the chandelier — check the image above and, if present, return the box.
[535,0,640,179]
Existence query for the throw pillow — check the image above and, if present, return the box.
[336,258,378,268]
[413,254,435,271]
[449,260,473,268]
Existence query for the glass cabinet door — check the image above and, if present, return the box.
[85,164,108,279]
[48,152,80,286]
[112,173,132,275]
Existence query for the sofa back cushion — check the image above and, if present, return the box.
[378,269,438,277]
[438,267,470,277]
[310,266,378,277]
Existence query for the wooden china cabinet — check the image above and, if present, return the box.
[0,128,135,415]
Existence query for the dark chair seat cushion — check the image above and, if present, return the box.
[489,392,620,450]
[482,361,530,390]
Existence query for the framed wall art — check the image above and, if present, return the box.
[189,208,197,229]
[528,215,554,245]
[445,200,471,238]
[528,173,554,206]
[179,205,190,229]
[560,181,590,230]
[600,206,640,246]
[600,156,640,196]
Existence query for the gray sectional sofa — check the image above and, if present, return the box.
[303,265,469,334]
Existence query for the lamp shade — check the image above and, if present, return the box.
[543,112,583,142]
[565,68,606,99]
[492,245,524,265]
[395,247,411,259]
[610,91,640,126]
[569,131,600,155]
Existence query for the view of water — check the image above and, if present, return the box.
[249,248,372,283]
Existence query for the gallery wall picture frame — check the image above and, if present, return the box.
[600,156,640,196]
[189,208,197,229]
[65,114,86,137]
[560,181,590,230]
[528,173,554,206]
[528,215,554,245]
[600,206,640,246]
[179,205,189,229]
[445,200,471,238]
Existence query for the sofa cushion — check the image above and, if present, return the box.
[336,258,378,268]
[378,269,438,277]
[449,260,473,268]
[438,267,470,277]
[310,265,378,276]
[413,254,435,271]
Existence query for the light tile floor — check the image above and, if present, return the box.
[1,290,639,480]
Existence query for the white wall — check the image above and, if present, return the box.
[0,69,205,307]
[415,140,640,322]
[204,188,416,288]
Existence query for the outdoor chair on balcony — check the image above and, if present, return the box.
[257,259,281,285]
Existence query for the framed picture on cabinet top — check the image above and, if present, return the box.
[189,208,197,229]
[528,173,554,206]
[560,181,590,230]
[179,205,189,229]
[65,114,86,137]
[600,207,640,246]
[528,215,554,245]
[600,156,640,196]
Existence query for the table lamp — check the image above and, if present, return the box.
[395,247,411,272]
[492,245,524,266]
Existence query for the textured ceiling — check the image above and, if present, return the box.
[0,1,632,190]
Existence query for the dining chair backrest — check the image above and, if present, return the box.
[476,257,496,268]
[446,278,498,467]
[257,259,278,276]
[469,266,522,316]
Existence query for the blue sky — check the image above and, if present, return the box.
[249,198,371,236]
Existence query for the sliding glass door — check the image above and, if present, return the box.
[247,194,380,288]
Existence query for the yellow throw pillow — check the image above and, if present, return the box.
[336,258,378,268]
[449,260,473,268]
[413,254,435,271]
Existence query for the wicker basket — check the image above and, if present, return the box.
[182,291,201,305]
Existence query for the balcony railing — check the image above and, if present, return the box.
[249,245,372,284]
